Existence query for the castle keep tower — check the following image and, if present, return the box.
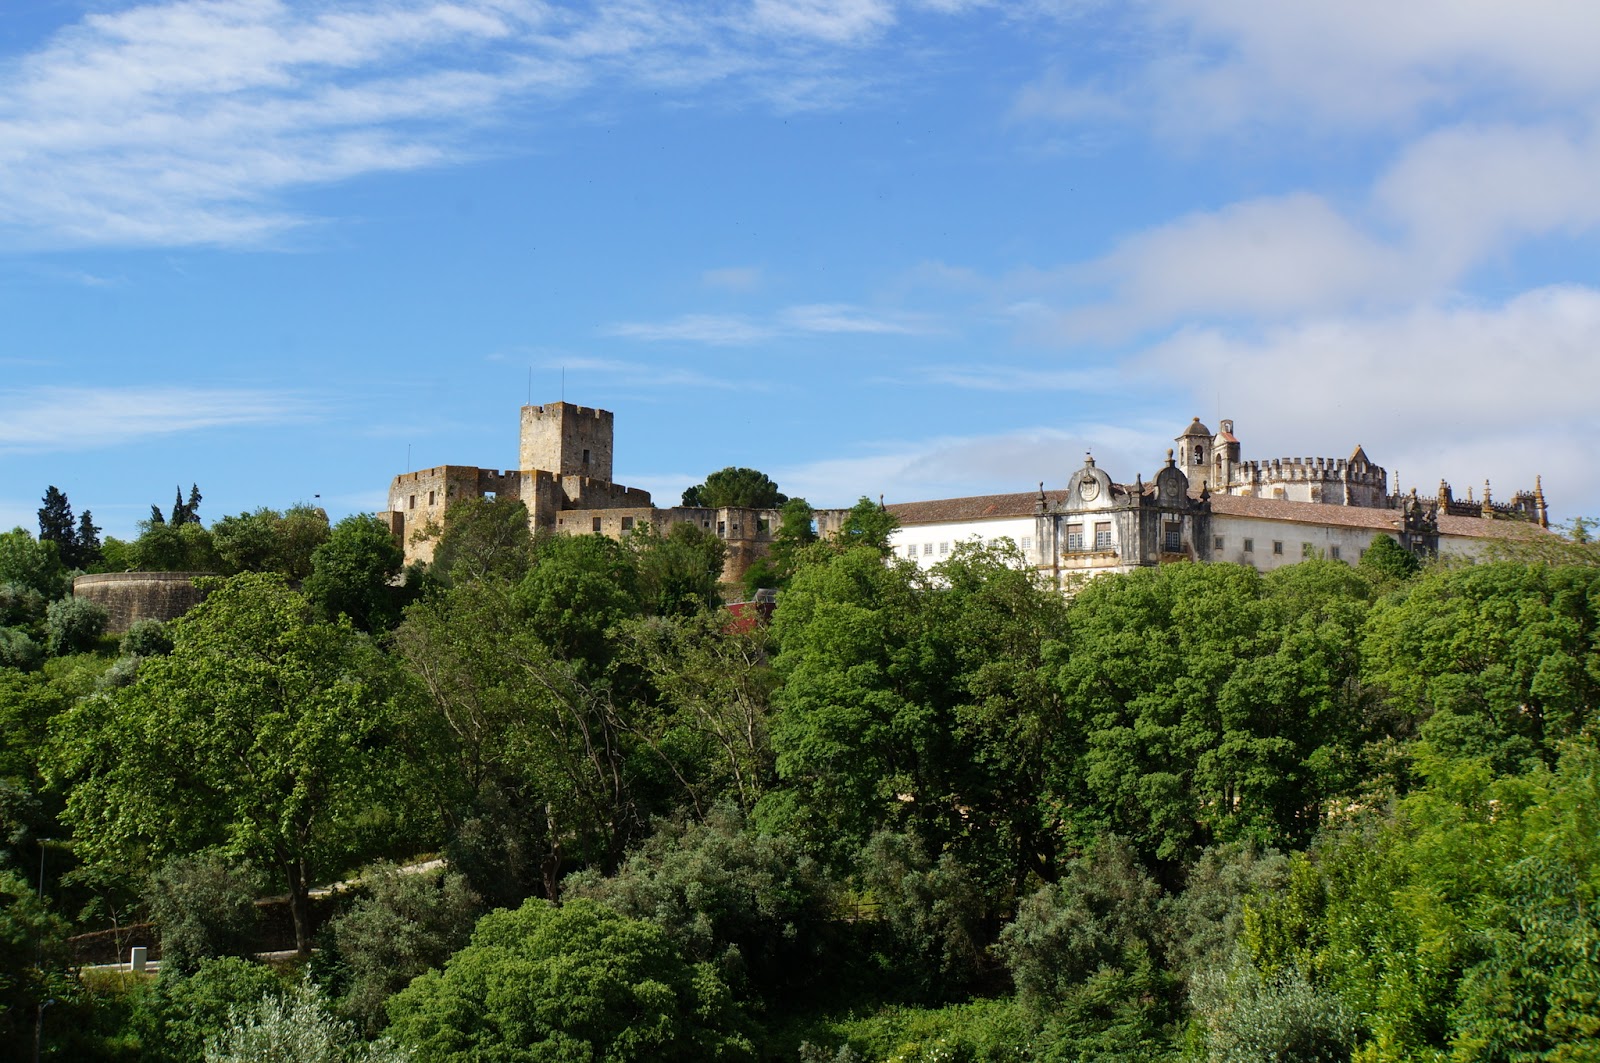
[520,402,613,482]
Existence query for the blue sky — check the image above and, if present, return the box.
[3,0,1597,539]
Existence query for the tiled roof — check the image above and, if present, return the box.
[1207,494,1548,540]
[886,490,1068,524]
[888,486,1550,542]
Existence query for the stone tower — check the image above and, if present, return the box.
[519,402,614,479]
[1175,417,1212,474]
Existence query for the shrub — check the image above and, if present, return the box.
[0,627,43,670]
[328,862,480,1035]
[132,956,285,1062]
[44,595,109,655]
[387,898,753,1062]
[144,853,261,974]
[205,977,410,1063]
[120,618,174,658]
[1191,962,1356,1063]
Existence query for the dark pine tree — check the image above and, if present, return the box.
[75,511,103,568]
[148,505,167,526]
[38,486,75,556]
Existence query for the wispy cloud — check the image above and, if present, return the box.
[702,266,764,291]
[535,355,757,391]
[606,303,937,345]
[603,314,778,346]
[0,0,956,249]
[0,385,321,451]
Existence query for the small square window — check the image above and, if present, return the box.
[923,542,933,555]
[906,544,917,559]
[1273,541,1284,555]
[939,542,949,555]
[1213,536,1224,551]
[1020,536,1032,550]
[1243,538,1254,553]
[592,517,602,533]
[621,516,634,531]
[1329,545,1341,560]
[1301,542,1314,558]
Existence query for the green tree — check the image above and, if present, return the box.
[144,852,263,974]
[52,574,408,954]
[327,863,480,1036]
[211,506,331,578]
[1048,560,1373,871]
[1358,533,1421,583]
[427,497,533,586]
[681,467,787,509]
[131,956,286,1063]
[767,542,1068,897]
[630,522,726,616]
[75,510,102,569]
[132,519,219,572]
[37,486,77,566]
[303,515,408,633]
[391,578,643,904]
[205,978,409,1063]
[1362,561,1600,774]
[44,595,108,656]
[742,497,818,597]
[563,808,837,1001]
[834,497,898,555]
[0,528,68,601]
[386,898,752,1062]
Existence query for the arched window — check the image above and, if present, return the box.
[1194,445,1204,465]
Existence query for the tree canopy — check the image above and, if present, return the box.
[681,467,787,509]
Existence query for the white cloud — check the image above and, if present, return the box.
[702,266,764,291]
[1139,285,1600,519]
[607,302,935,344]
[0,0,948,249]
[0,385,321,451]
[772,422,1164,506]
[1021,0,1600,137]
[603,314,777,346]
[779,303,934,334]
[536,355,756,390]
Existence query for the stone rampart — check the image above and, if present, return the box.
[73,572,212,634]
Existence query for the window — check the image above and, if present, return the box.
[717,520,726,537]
[1194,445,1204,465]
[1329,545,1341,560]
[1067,525,1085,551]
[1094,522,1112,551]
[1214,536,1224,551]
[939,542,949,555]
[757,519,768,532]
[1243,538,1254,553]
[906,544,918,559]
[1163,522,1181,551]
[408,495,416,510]
[582,448,591,465]
[1020,536,1032,550]
[621,516,634,531]
[1273,541,1284,555]
[923,542,933,555]
[1301,542,1314,558]
[592,517,602,533]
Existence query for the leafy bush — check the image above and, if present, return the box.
[1190,962,1356,1063]
[857,831,985,998]
[45,594,109,655]
[120,618,174,658]
[205,978,410,1063]
[131,956,285,1062]
[0,581,46,627]
[563,807,838,999]
[0,626,43,670]
[386,897,753,1062]
[144,853,262,974]
[327,862,480,1034]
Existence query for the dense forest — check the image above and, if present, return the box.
[1,485,1596,1062]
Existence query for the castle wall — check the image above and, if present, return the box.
[1214,456,1388,507]
[520,403,614,481]
[1208,515,1383,571]
[73,572,211,634]
[387,465,523,564]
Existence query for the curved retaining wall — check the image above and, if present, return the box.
[72,572,214,634]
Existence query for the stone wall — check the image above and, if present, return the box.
[520,402,614,481]
[73,572,211,634]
